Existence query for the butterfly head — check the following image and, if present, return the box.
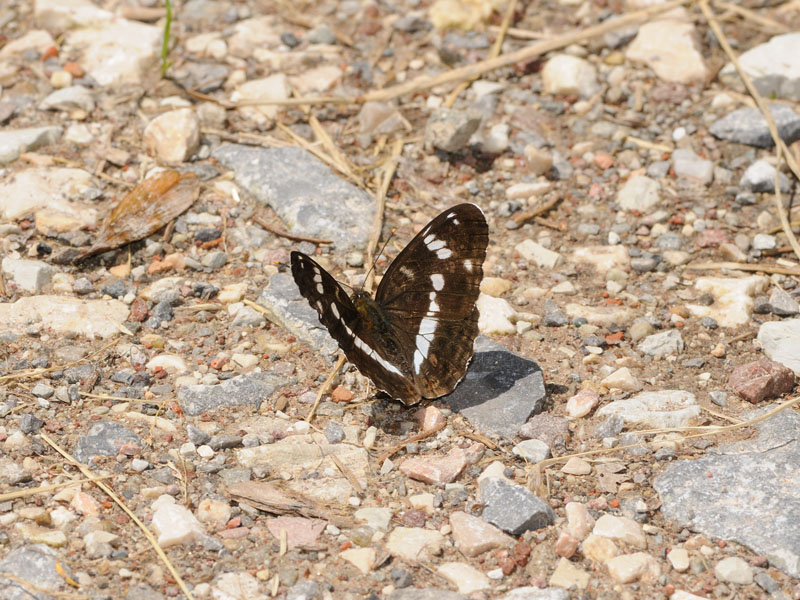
[351,290,384,331]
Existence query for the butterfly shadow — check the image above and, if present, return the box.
[438,337,547,436]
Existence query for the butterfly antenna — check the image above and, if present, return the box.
[364,227,396,293]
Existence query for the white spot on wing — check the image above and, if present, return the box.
[427,238,446,251]
[413,316,438,373]
[431,274,444,291]
[447,212,457,219]
[316,282,324,294]
[428,292,439,313]
[330,303,340,319]
[313,271,323,284]
[424,234,435,245]
[464,259,473,272]
[436,248,452,259]
[353,336,403,376]
[452,218,460,225]
[399,266,414,279]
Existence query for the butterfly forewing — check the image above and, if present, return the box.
[375,203,488,398]
[290,251,418,401]
[291,203,488,405]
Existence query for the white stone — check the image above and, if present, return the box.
[565,502,594,540]
[719,32,800,101]
[477,294,517,335]
[600,367,642,393]
[512,439,550,462]
[290,64,342,95]
[605,552,661,584]
[672,148,713,183]
[667,547,690,572]
[1,258,56,293]
[714,556,754,585]
[64,123,93,145]
[515,239,562,268]
[212,572,262,600]
[753,233,777,251]
[437,562,490,594]
[340,547,375,574]
[758,318,800,374]
[617,175,660,213]
[686,276,768,328]
[565,303,633,327]
[64,19,161,86]
[143,108,200,164]
[354,507,393,531]
[596,390,700,428]
[638,329,684,357]
[593,515,646,549]
[232,353,260,369]
[0,30,55,58]
[232,74,290,126]
[146,354,189,374]
[0,296,128,338]
[561,457,591,475]
[151,495,206,547]
[542,54,599,98]
[386,527,444,561]
[0,167,94,223]
[626,18,708,83]
[35,0,112,29]
[551,281,576,295]
[218,282,248,303]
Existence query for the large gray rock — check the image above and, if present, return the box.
[654,406,800,577]
[710,104,800,148]
[445,336,545,437]
[178,371,291,416]
[212,144,376,252]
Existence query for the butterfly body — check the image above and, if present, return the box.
[291,203,488,405]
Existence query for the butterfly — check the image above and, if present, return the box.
[290,203,489,405]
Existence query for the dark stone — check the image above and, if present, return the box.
[178,372,291,416]
[479,478,556,535]
[445,336,545,437]
[74,420,141,464]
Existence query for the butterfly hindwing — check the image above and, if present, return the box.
[290,251,418,401]
[375,203,488,398]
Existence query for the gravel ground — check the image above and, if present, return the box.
[1,0,800,599]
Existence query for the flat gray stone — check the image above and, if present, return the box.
[0,126,62,164]
[480,477,556,535]
[212,144,375,252]
[710,104,800,148]
[638,329,684,357]
[671,148,713,183]
[257,272,339,358]
[654,406,800,577]
[740,159,791,193]
[595,390,700,429]
[74,420,142,464]
[0,544,73,600]
[445,336,545,437]
[178,371,291,416]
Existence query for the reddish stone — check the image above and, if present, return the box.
[266,516,326,549]
[400,510,427,528]
[695,228,729,248]
[554,531,579,558]
[728,359,795,403]
[593,153,614,170]
[414,406,445,432]
[129,298,149,322]
[331,386,353,402]
[399,447,468,484]
[64,61,85,77]
[218,527,250,539]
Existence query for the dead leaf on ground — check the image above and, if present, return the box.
[78,170,199,260]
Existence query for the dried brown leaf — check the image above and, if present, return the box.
[79,171,199,259]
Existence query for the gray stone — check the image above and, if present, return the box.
[0,544,74,600]
[595,414,625,438]
[638,329,684,357]
[710,104,800,147]
[31,383,54,398]
[258,272,339,358]
[124,583,165,600]
[19,414,44,434]
[179,372,291,416]
[424,108,482,153]
[201,250,227,269]
[768,287,800,316]
[38,85,95,113]
[445,336,545,437]
[286,580,320,600]
[654,406,800,577]
[740,159,791,193]
[212,144,375,252]
[480,478,556,535]
[74,420,142,464]
[0,126,62,164]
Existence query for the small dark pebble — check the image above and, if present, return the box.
[194,228,223,243]
[280,32,301,48]
[102,279,127,298]
[391,568,413,588]
[654,447,676,461]
[699,316,718,329]
[209,435,243,450]
[324,424,345,444]
[19,414,44,434]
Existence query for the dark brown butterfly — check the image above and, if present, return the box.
[291,203,488,405]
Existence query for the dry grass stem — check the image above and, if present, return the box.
[686,261,800,276]
[40,433,196,600]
